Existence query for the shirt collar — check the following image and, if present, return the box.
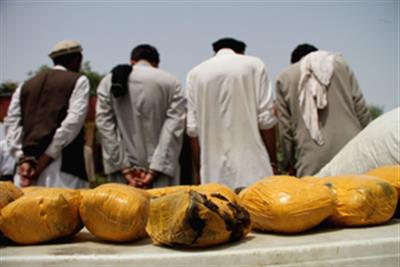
[134,60,153,67]
[53,65,67,71]
[215,48,236,56]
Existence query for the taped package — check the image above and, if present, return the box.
[239,176,335,233]
[0,181,23,211]
[146,188,251,248]
[80,183,149,242]
[317,175,397,226]
[0,188,82,244]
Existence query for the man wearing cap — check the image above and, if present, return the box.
[4,40,90,188]
[185,37,277,190]
[96,44,185,189]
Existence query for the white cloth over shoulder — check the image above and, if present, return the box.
[316,107,400,177]
[298,51,336,145]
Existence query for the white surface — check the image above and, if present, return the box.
[1,220,399,266]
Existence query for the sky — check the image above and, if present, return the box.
[1,0,399,111]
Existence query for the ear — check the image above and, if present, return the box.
[131,59,136,65]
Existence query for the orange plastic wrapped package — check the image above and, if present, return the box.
[366,165,400,197]
[317,175,398,226]
[0,188,82,244]
[0,181,23,211]
[79,183,150,242]
[239,176,335,233]
[147,185,192,198]
[148,183,239,202]
[146,188,251,248]
[197,183,240,203]
[20,186,47,195]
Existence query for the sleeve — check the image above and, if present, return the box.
[185,72,198,137]
[4,85,24,160]
[44,75,90,159]
[275,73,296,169]
[150,78,186,177]
[256,62,277,130]
[347,63,372,128]
[95,74,130,174]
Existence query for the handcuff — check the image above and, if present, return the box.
[17,156,37,167]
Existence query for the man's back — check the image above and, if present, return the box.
[276,55,371,176]
[119,62,181,168]
[96,61,185,185]
[187,49,276,189]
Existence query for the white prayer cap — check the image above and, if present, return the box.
[48,40,82,59]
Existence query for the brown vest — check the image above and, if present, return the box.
[20,69,87,180]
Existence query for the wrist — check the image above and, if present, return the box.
[121,168,131,175]
[18,156,37,167]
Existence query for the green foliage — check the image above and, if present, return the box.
[80,61,104,95]
[27,64,51,78]
[368,104,384,120]
[25,61,104,95]
[0,81,18,96]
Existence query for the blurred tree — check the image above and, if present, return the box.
[80,61,104,95]
[27,64,51,78]
[368,104,384,120]
[0,81,18,96]
[26,61,104,95]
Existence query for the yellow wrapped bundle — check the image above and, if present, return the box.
[147,183,239,202]
[21,186,47,195]
[239,176,335,233]
[317,175,397,226]
[0,188,82,244]
[0,181,23,211]
[146,189,251,248]
[366,165,400,197]
[147,185,192,198]
[197,183,240,202]
[79,183,149,242]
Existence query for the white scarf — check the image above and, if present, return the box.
[298,50,336,145]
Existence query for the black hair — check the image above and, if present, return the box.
[52,52,82,67]
[290,43,318,64]
[212,38,246,54]
[130,44,160,65]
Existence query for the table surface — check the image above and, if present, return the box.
[1,220,399,267]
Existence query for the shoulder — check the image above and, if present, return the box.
[242,54,265,65]
[276,63,299,82]
[150,67,181,87]
[333,54,352,72]
[96,73,112,95]
[187,57,214,76]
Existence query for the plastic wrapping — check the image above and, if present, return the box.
[0,181,23,211]
[147,185,191,198]
[20,186,47,195]
[366,165,400,197]
[79,183,149,242]
[148,183,239,201]
[0,188,82,244]
[146,188,251,248]
[316,175,398,226]
[239,176,335,233]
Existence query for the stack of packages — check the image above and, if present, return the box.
[239,165,399,234]
[0,165,398,246]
